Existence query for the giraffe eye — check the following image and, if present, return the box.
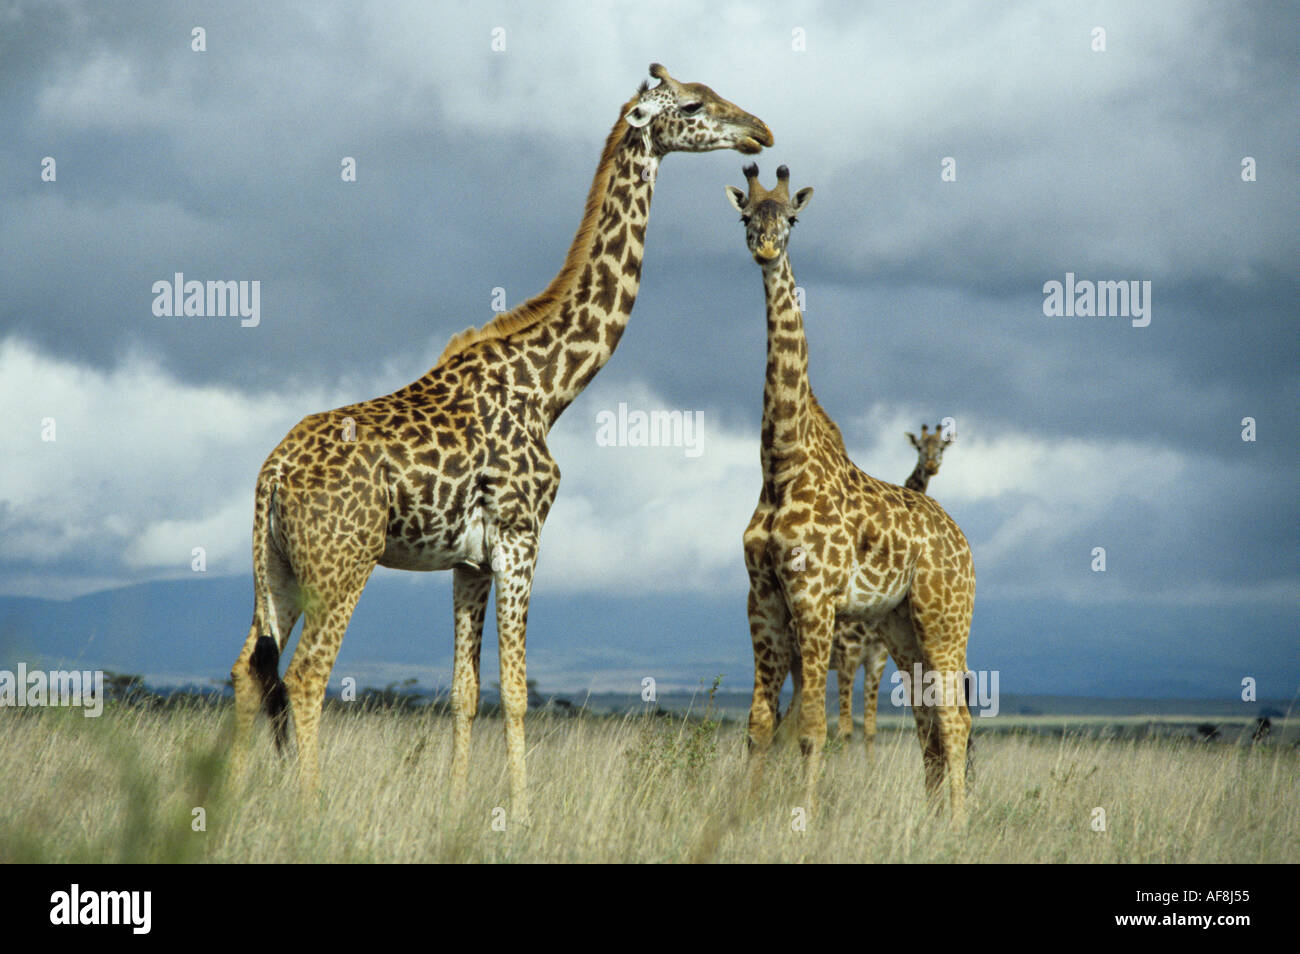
[681,102,703,114]
[741,214,751,225]
[788,216,798,226]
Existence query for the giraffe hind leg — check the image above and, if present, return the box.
[905,600,971,823]
[833,623,856,741]
[284,574,370,801]
[771,636,802,749]
[450,566,491,805]
[861,637,889,762]
[877,604,969,821]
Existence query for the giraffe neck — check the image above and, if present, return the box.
[905,462,931,493]
[520,114,657,427]
[759,255,811,463]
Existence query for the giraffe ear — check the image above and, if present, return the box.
[792,187,814,213]
[725,186,746,212]
[624,100,662,128]
[906,431,920,449]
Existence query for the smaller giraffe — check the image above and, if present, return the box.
[831,424,954,755]
[729,165,975,820]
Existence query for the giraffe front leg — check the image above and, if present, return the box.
[789,599,835,813]
[492,533,539,827]
[744,571,791,758]
[744,589,789,809]
[449,566,491,806]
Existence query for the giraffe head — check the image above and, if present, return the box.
[623,63,774,156]
[724,163,813,266]
[906,423,954,477]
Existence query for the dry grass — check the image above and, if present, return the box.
[2,703,1296,863]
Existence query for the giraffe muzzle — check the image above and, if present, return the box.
[737,120,775,154]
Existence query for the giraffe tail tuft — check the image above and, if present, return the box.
[250,635,291,752]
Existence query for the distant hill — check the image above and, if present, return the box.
[1,573,1295,704]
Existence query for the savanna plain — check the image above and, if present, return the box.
[2,699,1296,864]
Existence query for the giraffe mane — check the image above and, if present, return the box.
[808,392,847,453]
[433,92,642,368]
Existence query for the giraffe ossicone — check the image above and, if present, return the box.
[229,64,772,819]
[729,165,975,821]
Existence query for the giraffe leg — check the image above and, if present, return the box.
[772,635,802,748]
[744,578,791,758]
[892,655,947,809]
[788,598,835,812]
[860,637,890,763]
[744,591,789,810]
[742,512,789,761]
[492,533,539,826]
[449,566,491,805]
[908,589,971,823]
[881,602,970,823]
[283,566,372,802]
[945,677,972,821]
[834,621,866,741]
[835,666,853,741]
[229,541,301,785]
[904,665,970,823]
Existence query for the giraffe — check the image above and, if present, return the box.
[229,64,773,820]
[831,424,954,755]
[725,165,975,819]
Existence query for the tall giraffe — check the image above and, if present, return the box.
[831,424,954,755]
[725,165,975,819]
[230,64,773,819]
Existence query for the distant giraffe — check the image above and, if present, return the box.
[831,424,954,756]
[727,165,975,819]
[230,64,773,820]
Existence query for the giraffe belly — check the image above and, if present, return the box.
[836,564,909,623]
[377,505,490,572]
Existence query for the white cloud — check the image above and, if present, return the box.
[2,336,1289,609]
[537,381,759,594]
[0,337,353,597]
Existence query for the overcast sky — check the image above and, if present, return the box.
[2,1,1296,698]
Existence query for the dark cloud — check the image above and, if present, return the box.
[1,1,1295,696]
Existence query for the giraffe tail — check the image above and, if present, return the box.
[249,474,291,752]
[250,635,290,752]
